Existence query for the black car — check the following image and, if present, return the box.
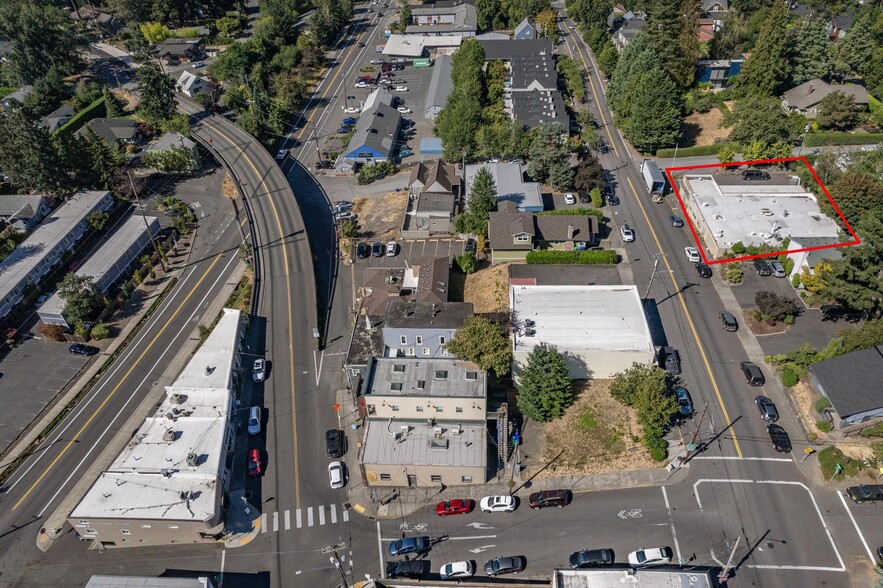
[385,560,427,579]
[755,396,779,422]
[325,428,344,458]
[740,361,765,386]
[696,262,712,278]
[69,344,99,356]
[569,549,615,569]
[820,304,861,322]
[528,489,571,509]
[670,215,684,227]
[484,555,527,576]
[356,242,370,259]
[659,346,681,375]
[767,424,792,453]
[579,191,590,203]
[465,238,476,254]
[674,387,693,419]
[754,259,772,276]
[846,484,883,504]
[607,193,619,206]
[719,311,738,332]
[371,242,384,257]
[336,127,351,134]
[742,169,771,181]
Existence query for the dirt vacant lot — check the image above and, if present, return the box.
[681,107,729,147]
[351,191,407,242]
[464,262,510,313]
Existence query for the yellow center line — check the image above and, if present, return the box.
[624,176,743,457]
[568,25,620,158]
[13,254,224,511]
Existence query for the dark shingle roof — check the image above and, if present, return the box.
[408,159,460,194]
[79,118,138,144]
[810,345,883,417]
[384,300,474,330]
[511,89,569,129]
[346,101,401,160]
[534,215,595,242]
[511,54,557,90]
[477,39,553,61]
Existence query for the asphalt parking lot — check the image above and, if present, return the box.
[353,238,466,270]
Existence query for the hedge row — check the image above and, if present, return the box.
[536,208,605,221]
[804,132,883,147]
[526,249,617,265]
[655,142,736,158]
[56,96,107,136]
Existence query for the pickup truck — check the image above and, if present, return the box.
[846,484,883,504]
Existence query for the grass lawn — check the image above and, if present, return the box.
[817,445,865,481]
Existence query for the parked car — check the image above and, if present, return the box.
[769,260,786,277]
[620,224,635,242]
[399,149,413,157]
[334,212,356,223]
[719,311,738,332]
[371,242,384,257]
[344,106,361,114]
[354,81,371,88]
[480,495,517,513]
[436,499,474,516]
[389,536,431,556]
[328,460,346,488]
[742,169,770,181]
[528,489,571,510]
[393,63,404,70]
[440,561,474,580]
[755,396,779,422]
[336,126,351,134]
[252,358,266,382]
[754,259,772,276]
[767,424,792,453]
[248,406,262,435]
[820,304,861,322]
[564,192,576,205]
[386,241,398,256]
[695,262,712,278]
[370,58,385,64]
[465,238,476,254]
[325,428,344,458]
[247,448,262,477]
[275,148,287,160]
[397,106,412,114]
[659,346,681,375]
[336,200,354,208]
[740,361,765,386]
[628,547,672,568]
[342,117,358,125]
[394,86,409,92]
[579,191,590,203]
[34,292,53,308]
[69,344,99,356]
[670,215,684,227]
[484,555,527,576]
[674,387,693,419]
[569,549,615,569]
[685,247,701,262]
[846,484,883,504]
[607,193,619,206]
[356,242,370,258]
[385,560,427,579]
[192,61,205,68]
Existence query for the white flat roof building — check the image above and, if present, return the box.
[510,284,655,379]
[383,34,461,57]
[69,309,243,549]
[681,174,841,258]
[553,569,713,588]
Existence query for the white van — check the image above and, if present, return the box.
[248,406,261,435]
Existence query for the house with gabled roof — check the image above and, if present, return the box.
[0,193,53,232]
[403,160,460,238]
[338,89,402,171]
[488,201,597,263]
[176,70,211,98]
[78,118,141,148]
[809,345,883,427]
[781,79,868,117]
[40,104,76,133]
[514,17,537,40]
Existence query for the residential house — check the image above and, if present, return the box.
[509,284,656,379]
[424,53,454,119]
[606,4,627,31]
[614,13,645,52]
[147,131,201,169]
[338,89,402,171]
[78,118,141,148]
[382,300,474,358]
[701,0,728,18]
[809,345,883,427]
[68,5,117,31]
[1,86,34,112]
[405,2,477,37]
[39,104,76,132]
[828,12,855,42]
[786,236,843,280]
[0,194,53,232]
[153,38,205,63]
[514,17,537,40]
[781,79,869,117]
[698,18,717,42]
[488,201,596,264]
[464,162,543,212]
[0,191,114,319]
[402,159,460,238]
[696,57,745,90]
[176,70,212,99]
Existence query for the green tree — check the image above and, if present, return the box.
[88,211,110,230]
[823,172,883,227]
[816,91,858,131]
[723,95,799,146]
[446,316,512,376]
[460,167,498,235]
[516,343,573,422]
[596,42,619,77]
[139,22,172,42]
[57,273,99,327]
[90,322,110,340]
[573,155,604,193]
[709,12,749,60]
[732,0,773,17]
[261,0,304,42]
[646,0,699,88]
[717,145,737,163]
[833,8,878,77]
[215,16,243,39]
[339,218,360,239]
[621,67,683,152]
[609,363,678,434]
[142,147,200,172]
[103,88,123,119]
[535,9,558,38]
[456,251,477,274]
[23,67,66,117]
[755,290,800,322]
[136,62,177,125]
[548,161,574,190]
[788,17,831,85]
[527,122,568,182]
[607,33,659,116]
[476,0,500,31]
[0,109,71,194]
[733,2,792,97]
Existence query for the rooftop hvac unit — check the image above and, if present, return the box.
[433,426,444,437]
[186,453,199,467]
[452,425,462,436]
[400,425,410,434]
[170,394,186,405]
[163,429,176,442]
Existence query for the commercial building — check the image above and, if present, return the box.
[382,300,474,358]
[424,53,454,119]
[405,2,477,37]
[488,202,596,263]
[68,309,244,548]
[809,345,883,427]
[85,577,216,588]
[402,158,460,237]
[553,568,713,588]
[383,34,461,58]
[39,215,161,328]
[509,284,656,379]
[0,191,114,320]
[679,174,841,258]
[0,193,53,232]
[464,162,542,212]
[338,89,402,171]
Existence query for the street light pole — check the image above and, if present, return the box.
[127,170,167,272]
[642,254,662,301]
[797,124,811,157]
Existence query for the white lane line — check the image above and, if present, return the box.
[748,565,846,571]
[837,491,876,564]
[296,508,303,529]
[691,456,792,462]
[343,508,349,522]
[284,509,291,531]
[330,503,338,524]
[661,486,682,565]
[380,535,497,542]
[260,512,268,533]
[272,511,279,532]
[376,520,386,579]
[319,505,326,525]
[219,549,226,587]
[307,506,314,527]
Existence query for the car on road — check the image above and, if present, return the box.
[742,169,770,181]
[397,106,412,114]
[252,358,266,382]
[399,148,413,157]
[620,224,635,242]
[740,361,765,386]
[354,81,371,88]
[659,346,681,375]
[685,246,701,262]
[719,311,738,331]
[670,215,684,227]
[607,193,619,206]
[248,406,261,435]
[385,560,427,579]
[755,396,779,422]
[371,242,384,257]
[528,489,571,509]
[70,343,99,356]
[435,498,474,516]
[328,460,346,488]
[695,262,712,278]
[569,549,615,569]
[342,117,358,125]
[846,484,883,504]
[386,241,398,256]
[480,495,517,513]
[769,260,786,277]
[325,428,344,458]
[247,448,262,477]
[357,42,366,47]
[564,192,576,205]
[754,259,772,276]
[356,242,370,258]
[275,148,287,160]
[34,292,53,308]
[628,546,672,568]
[394,85,409,92]
[484,555,527,576]
[440,560,475,580]
[767,424,792,453]
[370,58,385,64]
[389,536,431,556]
[674,387,693,419]
[568,23,575,29]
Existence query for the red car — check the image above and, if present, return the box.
[248,448,263,477]
[435,499,474,516]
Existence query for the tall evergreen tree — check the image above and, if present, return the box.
[733,2,792,97]
[516,344,573,423]
[833,8,879,78]
[607,33,660,115]
[646,0,698,88]
[788,17,831,85]
[622,67,683,152]
[136,61,177,125]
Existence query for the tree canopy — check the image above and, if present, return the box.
[516,344,573,422]
[457,167,498,236]
[446,316,513,376]
[136,62,177,125]
[57,273,100,329]
[733,2,792,97]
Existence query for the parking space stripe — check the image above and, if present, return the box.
[343,508,349,522]
[260,512,267,533]
[272,511,279,532]
[284,509,291,530]
[836,491,876,564]
[330,503,338,524]
[319,505,326,526]
[296,508,303,528]
[307,507,314,527]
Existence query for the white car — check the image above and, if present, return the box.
[628,546,673,568]
[564,192,576,205]
[275,148,287,160]
[370,58,385,64]
[394,85,409,92]
[355,81,371,88]
[192,61,205,68]
[252,358,266,382]
[684,247,701,262]
[397,106,412,114]
[328,460,346,489]
[620,224,635,242]
[344,107,361,114]
[480,495,517,513]
[440,561,475,580]
[247,406,261,435]
[34,292,53,308]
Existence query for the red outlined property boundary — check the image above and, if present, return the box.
[664,156,861,265]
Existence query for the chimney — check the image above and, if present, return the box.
[808,82,814,94]
[567,224,575,239]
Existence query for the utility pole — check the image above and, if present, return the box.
[127,170,167,272]
[642,254,662,301]
[312,122,323,162]
[718,536,741,583]
[683,403,709,463]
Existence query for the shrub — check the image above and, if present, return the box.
[731,242,745,254]
[804,132,883,147]
[872,440,883,463]
[644,432,668,462]
[791,273,801,287]
[814,396,832,414]
[781,367,799,387]
[526,250,617,264]
[816,420,832,433]
[724,263,743,284]
[56,96,107,136]
[859,422,883,438]
[90,322,110,340]
[39,323,66,342]
[590,187,602,208]
[536,208,605,220]
[783,258,794,275]
[457,251,476,274]
[755,290,800,322]
[784,314,795,325]
[357,161,395,185]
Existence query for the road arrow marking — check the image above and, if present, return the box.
[467,545,495,554]
[466,522,494,530]
[618,510,626,519]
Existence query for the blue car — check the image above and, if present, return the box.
[389,536,431,556]
[400,149,413,157]
[342,117,358,125]
[674,387,693,420]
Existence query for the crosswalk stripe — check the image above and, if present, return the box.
[307,507,314,527]
[296,508,302,529]
[284,509,291,530]
[343,508,349,522]
[272,511,279,532]
[260,512,267,533]
[330,503,337,524]
[319,506,326,525]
